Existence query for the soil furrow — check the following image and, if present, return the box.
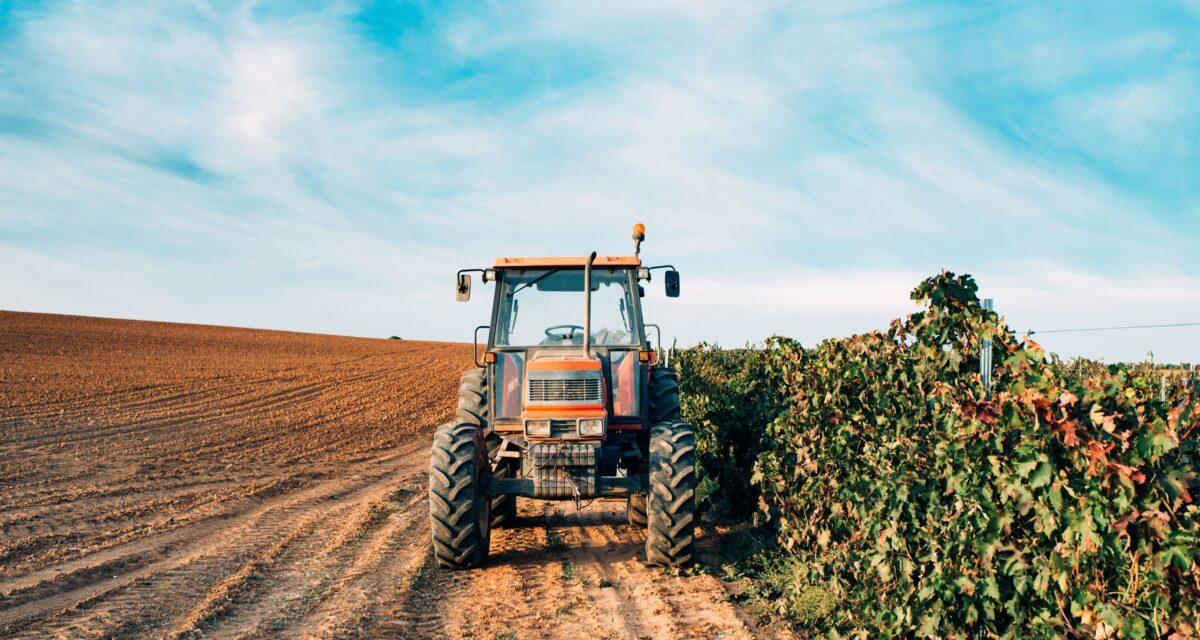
[0,450,425,637]
[0,311,769,640]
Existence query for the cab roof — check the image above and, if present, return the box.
[492,256,641,269]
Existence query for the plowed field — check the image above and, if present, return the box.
[0,311,766,639]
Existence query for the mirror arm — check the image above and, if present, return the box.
[457,268,487,282]
[640,264,676,281]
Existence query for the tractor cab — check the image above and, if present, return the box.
[487,256,649,443]
[433,224,694,570]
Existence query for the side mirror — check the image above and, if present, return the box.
[664,270,680,297]
[456,273,472,302]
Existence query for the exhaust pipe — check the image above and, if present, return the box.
[583,251,596,357]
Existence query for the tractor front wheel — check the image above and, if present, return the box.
[645,422,696,567]
[429,423,491,569]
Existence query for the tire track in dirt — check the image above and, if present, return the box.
[0,445,429,638]
[380,498,764,640]
[162,477,428,639]
[268,489,431,639]
[0,472,316,579]
[0,475,250,532]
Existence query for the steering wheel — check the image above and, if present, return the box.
[545,324,585,341]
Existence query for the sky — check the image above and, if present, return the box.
[1,0,1198,362]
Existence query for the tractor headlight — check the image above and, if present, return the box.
[578,418,606,437]
[524,419,551,437]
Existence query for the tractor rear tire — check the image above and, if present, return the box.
[457,369,515,529]
[645,422,696,567]
[457,369,497,456]
[627,493,647,527]
[648,366,681,424]
[429,423,491,569]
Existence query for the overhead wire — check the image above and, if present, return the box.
[1027,321,1200,335]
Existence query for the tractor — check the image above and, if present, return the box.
[430,223,694,569]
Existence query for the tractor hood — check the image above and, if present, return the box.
[526,354,602,370]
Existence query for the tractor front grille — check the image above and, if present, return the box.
[526,377,602,405]
[549,419,577,438]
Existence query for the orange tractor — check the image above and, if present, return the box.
[430,224,694,568]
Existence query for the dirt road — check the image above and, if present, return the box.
[1,312,762,639]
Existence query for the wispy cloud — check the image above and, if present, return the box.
[0,1,1197,360]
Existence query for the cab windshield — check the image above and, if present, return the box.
[494,268,638,347]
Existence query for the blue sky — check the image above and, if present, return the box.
[1,1,1198,361]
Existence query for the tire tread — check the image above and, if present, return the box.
[429,422,490,569]
[645,421,696,567]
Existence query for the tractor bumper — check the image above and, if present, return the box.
[488,474,644,498]
[487,442,646,499]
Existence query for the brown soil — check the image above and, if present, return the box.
[0,311,773,639]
